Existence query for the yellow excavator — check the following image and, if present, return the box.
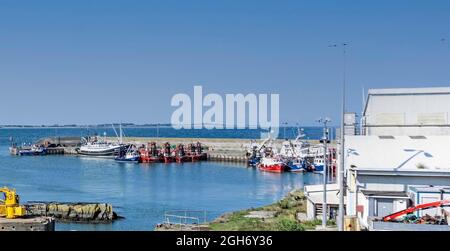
[0,187,26,219]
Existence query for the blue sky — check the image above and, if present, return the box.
[0,0,449,125]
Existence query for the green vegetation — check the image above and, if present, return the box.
[208,190,335,231]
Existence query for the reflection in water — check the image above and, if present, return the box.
[0,146,323,231]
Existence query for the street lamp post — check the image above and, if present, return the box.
[330,42,348,231]
[317,117,331,229]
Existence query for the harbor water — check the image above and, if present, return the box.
[0,128,324,231]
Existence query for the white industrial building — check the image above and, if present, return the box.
[361,87,450,136]
[345,135,450,229]
[344,87,450,230]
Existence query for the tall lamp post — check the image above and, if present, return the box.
[330,42,348,231]
[317,117,331,229]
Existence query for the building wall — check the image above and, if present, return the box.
[347,173,450,228]
[356,175,450,192]
[409,191,450,217]
[354,194,408,229]
[307,199,316,220]
[363,92,450,136]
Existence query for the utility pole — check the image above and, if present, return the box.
[317,117,331,229]
[339,43,347,231]
[329,42,348,231]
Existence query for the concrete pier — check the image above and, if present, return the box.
[0,217,55,231]
[15,136,336,162]
[107,137,330,162]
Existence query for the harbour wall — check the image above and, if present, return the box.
[107,137,335,162]
[18,136,337,163]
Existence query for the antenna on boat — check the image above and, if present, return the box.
[119,123,123,144]
[111,124,120,143]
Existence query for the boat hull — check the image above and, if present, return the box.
[313,164,324,172]
[259,163,286,173]
[288,164,305,172]
[247,157,261,167]
[115,156,140,162]
[77,145,125,157]
[139,156,163,163]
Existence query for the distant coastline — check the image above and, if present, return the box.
[0,123,173,129]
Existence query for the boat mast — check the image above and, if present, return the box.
[119,123,123,145]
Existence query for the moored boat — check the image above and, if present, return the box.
[286,158,306,172]
[77,125,128,157]
[18,145,47,156]
[258,157,287,173]
[115,145,140,162]
[77,139,125,157]
[139,142,163,163]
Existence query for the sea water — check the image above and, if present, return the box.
[0,128,324,231]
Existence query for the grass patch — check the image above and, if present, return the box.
[208,190,328,231]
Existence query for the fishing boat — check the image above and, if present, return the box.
[18,145,47,156]
[139,142,163,163]
[311,146,337,173]
[175,144,189,163]
[258,157,287,173]
[286,158,306,172]
[139,152,163,163]
[77,125,128,157]
[115,145,140,162]
[312,156,325,173]
[246,135,274,167]
[187,142,207,161]
[162,142,174,163]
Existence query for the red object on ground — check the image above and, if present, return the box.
[383,199,450,222]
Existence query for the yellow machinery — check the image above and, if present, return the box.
[0,187,26,219]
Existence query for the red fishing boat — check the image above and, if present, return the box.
[175,144,189,163]
[258,157,287,173]
[162,142,174,163]
[139,142,163,163]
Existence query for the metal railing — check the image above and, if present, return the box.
[163,210,208,230]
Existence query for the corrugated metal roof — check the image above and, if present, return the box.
[361,190,409,198]
[368,87,450,95]
[345,135,450,172]
[409,185,450,193]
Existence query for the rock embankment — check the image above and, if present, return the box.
[25,202,119,223]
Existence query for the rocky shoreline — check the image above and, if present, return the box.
[25,202,120,223]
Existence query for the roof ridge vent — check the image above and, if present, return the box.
[409,135,427,139]
[378,135,395,139]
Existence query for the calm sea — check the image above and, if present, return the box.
[0,127,325,231]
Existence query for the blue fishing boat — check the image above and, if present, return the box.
[115,151,140,162]
[115,145,140,162]
[247,156,261,167]
[18,145,47,156]
[287,158,306,172]
[312,157,325,173]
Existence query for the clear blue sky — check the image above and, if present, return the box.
[1,0,449,125]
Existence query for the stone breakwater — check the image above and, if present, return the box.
[25,202,119,223]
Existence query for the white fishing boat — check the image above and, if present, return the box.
[77,124,128,157]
